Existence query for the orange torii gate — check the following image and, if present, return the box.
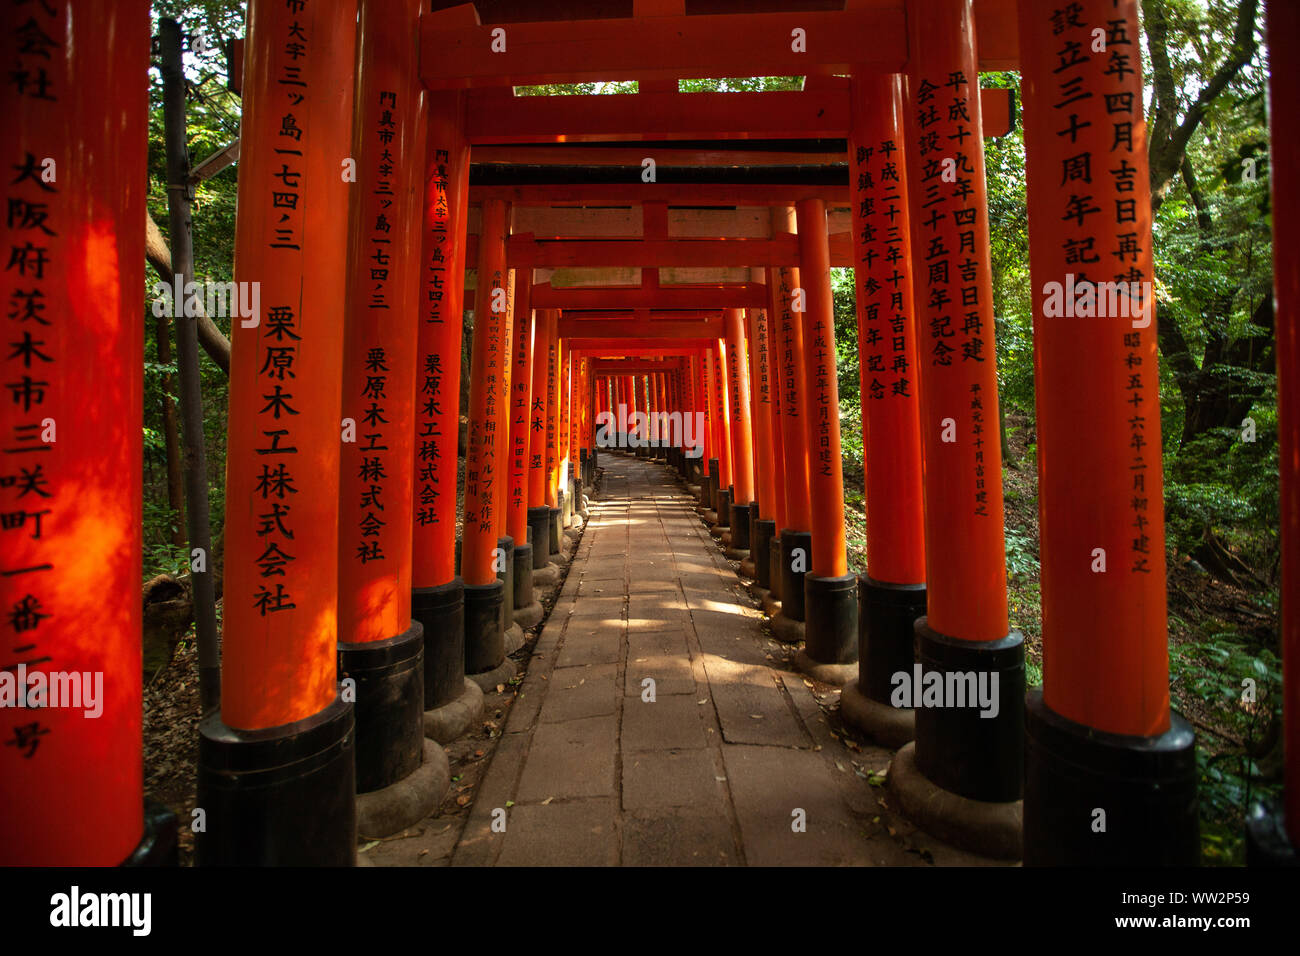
[11,0,1297,871]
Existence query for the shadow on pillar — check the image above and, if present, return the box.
[1024,688,1199,865]
[122,801,179,866]
[795,573,858,686]
[771,529,811,644]
[339,622,447,839]
[414,578,483,745]
[464,578,514,692]
[513,541,544,628]
[528,507,550,568]
[840,578,926,748]
[887,617,1024,860]
[497,536,523,654]
[197,692,356,865]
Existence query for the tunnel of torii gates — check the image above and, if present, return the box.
[2,0,1298,869]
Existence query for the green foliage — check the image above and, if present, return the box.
[1171,627,1283,865]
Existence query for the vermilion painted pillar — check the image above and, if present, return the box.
[772,206,813,629]
[1018,0,1197,865]
[715,340,733,493]
[688,353,705,474]
[577,355,591,486]
[411,91,472,726]
[701,346,722,514]
[462,198,509,679]
[795,199,857,674]
[199,0,359,865]
[559,340,574,527]
[507,268,538,620]
[545,312,562,552]
[724,309,756,551]
[747,301,777,583]
[335,0,432,818]
[492,268,521,645]
[841,73,929,748]
[892,0,1022,855]
[0,0,168,867]
[626,372,637,448]
[1257,0,1300,862]
[494,269,516,540]
[527,308,553,568]
[765,266,789,603]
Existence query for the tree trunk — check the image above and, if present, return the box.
[153,312,186,547]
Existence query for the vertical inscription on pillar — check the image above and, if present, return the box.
[913,69,991,517]
[3,0,62,759]
[416,148,453,534]
[854,140,915,405]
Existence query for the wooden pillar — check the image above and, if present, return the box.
[771,206,813,624]
[463,199,509,586]
[724,309,756,552]
[1019,0,1196,865]
[0,0,160,866]
[795,199,857,669]
[335,0,434,808]
[462,198,509,678]
[411,90,471,716]
[507,268,533,559]
[494,268,516,544]
[544,312,562,550]
[1266,0,1300,856]
[199,0,359,865]
[526,308,552,567]
[891,0,1022,844]
[842,72,930,732]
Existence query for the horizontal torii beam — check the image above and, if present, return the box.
[468,183,851,205]
[468,282,767,310]
[465,233,853,268]
[510,234,852,269]
[567,337,718,350]
[465,87,1014,144]
[558,319,724,338]
[588,358,691,373]
[420,2,1019,89]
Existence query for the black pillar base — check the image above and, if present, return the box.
[497,536,516,621]
[859,577,927,704]
[197,692,356,866]
[528,506,550,569]
[803,573,858,664]
[122,800,178,866]
[716,489,731,528]
[549,504,562,555]
[464,579,505,675]
[706,458,719,509]
[338,621,425,795]
[913,617,1024,803]
[779,529,811,621]
[579,448,588,488]
[412,578,465,711]
[513,542,535,610]
[1024,687,1199,865]
[703,473,717,511]
[754,517,775,590]
[1246,800,1299,866]
[729,502,751,550]
[768,533,782,600]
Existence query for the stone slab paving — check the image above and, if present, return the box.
[374,453,1009,867]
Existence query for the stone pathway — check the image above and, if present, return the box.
[371,452,1001,866]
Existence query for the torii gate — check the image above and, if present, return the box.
[3,0,1296,871]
